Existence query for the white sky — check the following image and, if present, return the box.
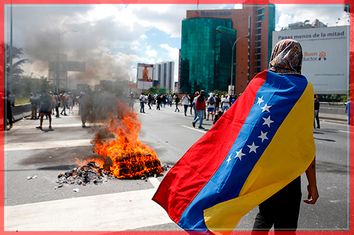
[6,4,349,86]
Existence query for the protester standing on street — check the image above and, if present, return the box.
[139,92,146,113]
[192,91,199,120]
[79,91,91,128]
[314,94,320,129]
[206,94,216,121]
[181,94,190,116]
[221,95,231,111]
[192,90,206,129]
[30,92,39,120]
[174,94,180,112]
[153,39,318,233]
[37,90,53,130]
[5,91,14,130]
[148,94,153,109]
[252,39,318,234]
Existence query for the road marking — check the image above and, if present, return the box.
[148,177,161,189]
[5,187,172,231]
[11,122,103,130]
[182,125,207,133]
[5,139,92,151]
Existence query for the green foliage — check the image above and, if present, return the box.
[148,87,166,94]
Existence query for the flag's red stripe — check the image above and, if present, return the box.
[153,71,267,223]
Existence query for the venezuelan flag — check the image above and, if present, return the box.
[152,70,315,232]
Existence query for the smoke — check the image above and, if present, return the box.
[11,6,139,86]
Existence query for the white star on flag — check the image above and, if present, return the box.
[235,149,246,160]
[262,116,274,128]
[258,131,268,142]
[247,142,259,153]
[226,154,232,164]
[261,104,272,113]
[257,96,264,105]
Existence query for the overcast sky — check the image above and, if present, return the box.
[5,4,349,86]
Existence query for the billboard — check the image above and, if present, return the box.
[272,26,349,94]
[137,63,154,81]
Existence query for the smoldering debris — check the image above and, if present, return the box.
[56,161,111,188]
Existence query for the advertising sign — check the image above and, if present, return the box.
[137,63,154,82]
[272,26,349,94]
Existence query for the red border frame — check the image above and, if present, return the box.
[0,0,352,235]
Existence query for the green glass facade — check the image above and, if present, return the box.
[180,18,236,94]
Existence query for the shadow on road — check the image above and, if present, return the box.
[316,160,348,175]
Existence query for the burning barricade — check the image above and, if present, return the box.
[56,108,164,187]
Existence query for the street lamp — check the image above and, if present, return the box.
[230,34,249,95]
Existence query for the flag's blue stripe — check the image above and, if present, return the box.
[178,71,308,231]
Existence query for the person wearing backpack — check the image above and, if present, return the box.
[206,93,216,121]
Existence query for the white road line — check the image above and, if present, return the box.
[148,177,161,189]
[11,123,104,130]
[5,139,92,151]
[5,187,172,231]
[337,130,349,134]
[181,125,207,134]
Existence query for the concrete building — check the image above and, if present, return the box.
[153,61,175,92]
[181,5,275,94]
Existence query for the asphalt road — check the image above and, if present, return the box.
[4,103,350,232]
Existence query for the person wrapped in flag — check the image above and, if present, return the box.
[152,39,319,233]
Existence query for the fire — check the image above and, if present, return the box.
[82,110,163,179]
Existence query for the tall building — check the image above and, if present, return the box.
[179,18,236,94]
[153,61,175,92]
[181,5,275,94]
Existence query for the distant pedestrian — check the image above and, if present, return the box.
[215,94,221,111]
[30,92,39,120]
[148,94,154,109]
[174,94,180,112]
[192,90,206,129]
[206,94,216,121]
[79,91,91,128]
[314,94,320,128]
[139,93,146,113]
[221,95,231,112]
[345,100,353,125]
[189,94,194,115]
[192,91,199,120]
[156,95,162,110]
[181,94,190,116]
[37,90,53,130]
[5,91,14,130]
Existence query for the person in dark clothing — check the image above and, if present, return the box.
[5,91,14,130]
[174,95,180,112]
[79,92,91,128]
[314,94,320,129]
[156,95,162,110]
[252,39,318,234]
[37,91,53,130]
[148,94,153,109]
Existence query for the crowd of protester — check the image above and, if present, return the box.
[134,91,239,130]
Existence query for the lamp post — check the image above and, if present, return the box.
[229,34,249,95]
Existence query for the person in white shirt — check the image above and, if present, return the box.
[181,94,190,116]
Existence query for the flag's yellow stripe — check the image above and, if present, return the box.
[204,83,316,231]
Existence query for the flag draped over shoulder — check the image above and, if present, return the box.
[152,70,315,232]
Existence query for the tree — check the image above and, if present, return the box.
[5,44,29,81]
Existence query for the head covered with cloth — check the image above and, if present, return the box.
[153,39,317,233]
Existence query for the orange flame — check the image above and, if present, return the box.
[85,107,163,179]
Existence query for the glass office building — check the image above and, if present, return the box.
[179,18,236,94]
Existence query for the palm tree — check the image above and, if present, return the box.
[5,44,29,80]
